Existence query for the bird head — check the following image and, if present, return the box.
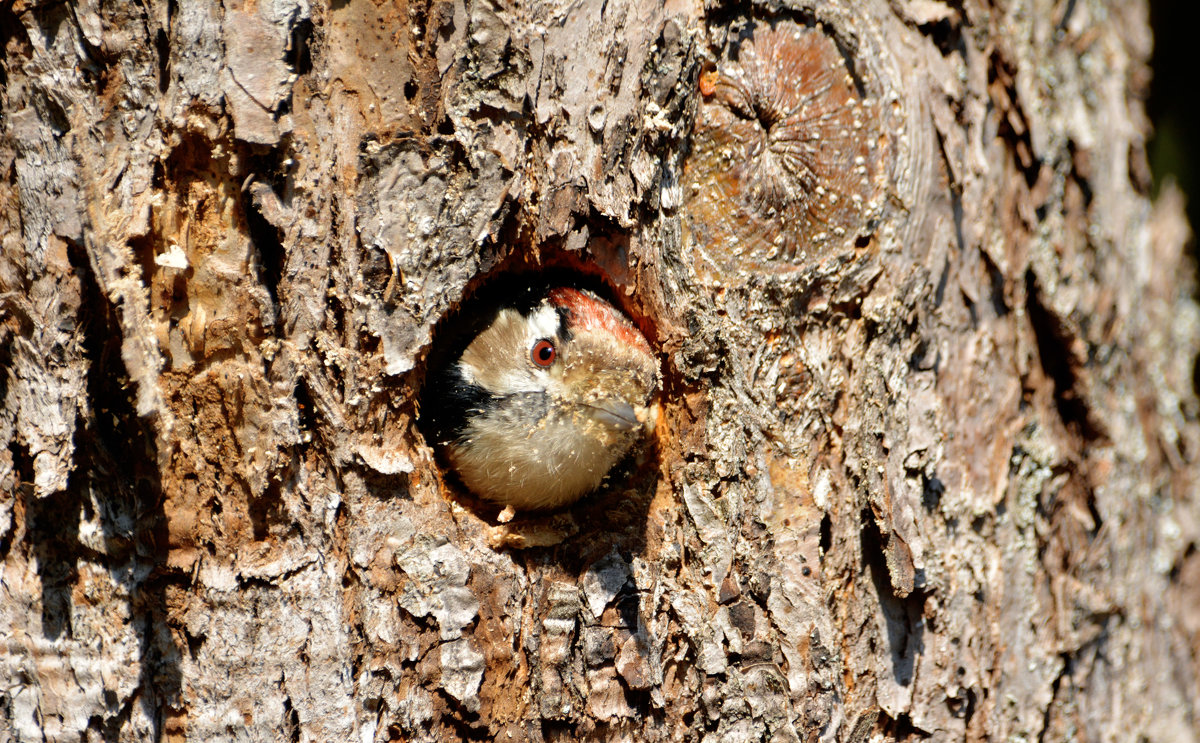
[424,286,658,511]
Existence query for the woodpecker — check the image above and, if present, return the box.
[423,286,658,512]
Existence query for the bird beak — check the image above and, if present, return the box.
[587,398,642,433]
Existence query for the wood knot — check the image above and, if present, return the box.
[685,19,891,274]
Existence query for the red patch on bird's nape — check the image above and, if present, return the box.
[547,288,651,353]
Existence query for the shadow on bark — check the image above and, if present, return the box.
[67,241,184,737]
[861,510,925,687]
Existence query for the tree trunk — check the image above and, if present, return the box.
[2,0,1197,740]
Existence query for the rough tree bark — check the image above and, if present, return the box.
[2,0,1198,741]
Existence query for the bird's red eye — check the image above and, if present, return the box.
[531,339,557,367]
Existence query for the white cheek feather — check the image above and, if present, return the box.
[460,360,543,396]
[457,304,563,395]
[526,304,561,341]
